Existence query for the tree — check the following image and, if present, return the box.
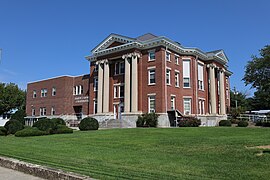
[0,83,26,115]
[243,45,270,110]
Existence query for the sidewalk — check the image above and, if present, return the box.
[0,166,43,180]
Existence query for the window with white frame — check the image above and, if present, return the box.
[175,55,179,65]
[51,106,55,115]
[115,62,125,75]
[226,89,229,99]
[148,68,156,85]
[33,90,36,98]
[73,85,83,95]
[175,71,179,87]
[171,96,175,110]
[148,95,156,113]
[31,108,35,116]
[166,51,170,61]
[183,60,190,88]
[94,77,98,91]
[52,87,56,96]
[40,107,46,116]
[148,50,155,61]
[183,98,191,115]
[198,64,204,90]
[166,68,171,85]
[114,84,124,98]
[41,89,47,97]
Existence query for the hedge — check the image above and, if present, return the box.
[237,121,248,127]
[4,120,24,134]
[0,127,7,136]
[51,118,66,125]
[33,118,56,132]
[178,118,201,127]
[15,127,48,137]
[136,113,158,127]
[79,117,99,131]
[219,120,232,127]
[53,125,73,134]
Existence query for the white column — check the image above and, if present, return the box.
[97,62,104,113]
[209,64,217,114]
[103,60,110,113]
[131,53,139,112]
[123,55,130,112]
[219,69,226,115]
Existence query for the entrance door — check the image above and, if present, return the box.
[118,103,124,120]
[73,106,82,120]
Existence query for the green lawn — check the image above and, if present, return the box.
[1,128,270,179]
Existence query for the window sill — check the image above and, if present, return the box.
[148,59,155,62]
[183,87,191,89]
[148,83,156,86]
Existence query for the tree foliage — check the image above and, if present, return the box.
[243,45,270,110]
[0,83,25,115]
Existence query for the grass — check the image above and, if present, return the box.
[1,127,270,179]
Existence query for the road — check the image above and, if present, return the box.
[0,166,44,180]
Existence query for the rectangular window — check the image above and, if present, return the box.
[51,107,55,115]
[40,107,46,116]
[171,96,175,110]
[33,90,36,98]
[166,68,171,85]
[148,50,155,61]
[166,51,170,61]
[94,64,98,72]
[52,87,56,96]
[226,89,229,99]
[183,60,190,88]
[115,62,125,75]
[114,84,124,98]
[175,55,179,65]
[175,72,179,87]
[148,95,156,113]
[94,100,97,114]
[41,89,47,97]
[198,64,204,90]
[183,98,191,115]
[80,85,83,95]
[148,69,156,85]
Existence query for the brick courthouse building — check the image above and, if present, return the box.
[26,33,232,127]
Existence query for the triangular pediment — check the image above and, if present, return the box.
[91,34,135,53]
[215,50,229,62]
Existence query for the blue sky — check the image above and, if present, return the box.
[0,0,269,96]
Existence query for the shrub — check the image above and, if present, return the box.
[33,118,56,132]
[51,118,66,125]
[262,122,270,127]
[136,113,159,127]
[10,109,26,125]
[178,118,201,127]
[136,116,145,127]
[255,121,262,126]
[53,125,73,134]
[230,119,240,124]
[4,120,24,134]
[15,127,48,137]
[219,120,231,127]
[0,127,7,136]
[237,121,248,127]
[79,117,99,131]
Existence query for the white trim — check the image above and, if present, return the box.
[147,93,156,96]
[183,96,192,98]
[148,68,156,85]
[28,74,88,84]
[147,66,156,69]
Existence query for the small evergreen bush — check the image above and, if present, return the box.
[178,118,201,127]
[219,120,232,127]
[237,121,248,127]
[230,119,240,124]
[53,125,73,134]
[262,122,270,127]
[136,113,159,127]
[15,127,48,137]
[10,109,26,125]
[4,120,24,134]
[0,126,7,136]
[51,118,66,125]
[33,118,56,132]
[255,121,262,126]
[79,117,99,131]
